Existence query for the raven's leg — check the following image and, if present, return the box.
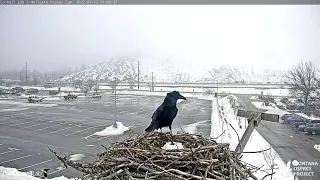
[169,126,174,145]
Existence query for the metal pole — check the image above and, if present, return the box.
[151,72,154,91]
[216,80,218,94]
[25,62,28,86]
[114,81,117,121]
[137,61,140,90]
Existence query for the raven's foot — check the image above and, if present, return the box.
[169,130,175,145]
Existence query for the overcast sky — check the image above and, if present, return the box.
[0,5,319,73]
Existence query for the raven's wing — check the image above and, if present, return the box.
[145,104,164,132]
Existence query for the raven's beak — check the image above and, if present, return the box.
[180,95,186,100]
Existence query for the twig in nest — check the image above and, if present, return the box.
[241,147,271,154]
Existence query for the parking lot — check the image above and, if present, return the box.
[0,93,212,179]
[237,94,320,180]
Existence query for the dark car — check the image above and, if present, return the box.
[281,113,293,120]
[26,88,38,94]
[296,103,305,111]
[64,93,77,100]
[49,90,59,95]
[284,116,305,124]
[12,87,25,94]
[293,119,307,128]
[298,120,320,131]
[286,104,296,110]
[305,123,320,135]
[281,97,289,104]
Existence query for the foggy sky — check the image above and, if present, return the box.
[0,5,320,73]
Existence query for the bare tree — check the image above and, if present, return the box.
[32,77,40,86]
[81,85,90,96]
[0,78,4,86]
[87,79,95,91]
[285,61,318,112]
[262,147,277,180]
[73,80,83,89]
[128,81,135,89]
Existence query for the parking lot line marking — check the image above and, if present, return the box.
[17,159,52,171]
[0,149,20,155]
[9,119,44,127]
[65,126,97,136]
[0,143,3,146]
[49,126,77,134]
[47,167,66,175]
[0,154,32,164]
[24,121,54,128]
[0,118,27,125]
[2,135,95,155]
[35,122,70,131]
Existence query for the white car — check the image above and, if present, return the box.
[28,95,44,103]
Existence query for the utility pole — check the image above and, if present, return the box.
[51,71,53,81]
[25,62,28,86]
[114,78,117,122]
[19,71,22,85]
[151,72,154,91]
[137,61,140,90]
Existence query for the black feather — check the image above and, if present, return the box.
[145,91,186,132]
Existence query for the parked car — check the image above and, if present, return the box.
[281,97,289,104]
[92,93,102,98]
[305,123,320,135]
[298,124,307,131]
[284,116,304,124]
[281,113,293,120]
[12,87,25,94]
[286,104,297,110]
[298,120,320,131]
[26,88,38,94]
[64,93,77,100]
[293,119,307,128]
[49,90,59,95]
[28,95,44,103]
[296,103,305,111]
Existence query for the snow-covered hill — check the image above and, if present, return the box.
[60,57,138,82]
[203,65,285,83]
[60,57,285,83]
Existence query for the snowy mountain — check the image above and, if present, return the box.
[203,65,285,83]
[60,57,285,83]
[60,57,139,82]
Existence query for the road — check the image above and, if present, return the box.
[236,94,320,180]
[0,93,212,179]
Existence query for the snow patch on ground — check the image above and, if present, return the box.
[69,154,85,161]
[181,120,209,134]
[0,100,57,107]
[0,108,29,112]
[295,113,319,120]
[250,96,259,100]
[212,96,295,179]
[251,101,279,110]
[162,142,184,150]
[86,144,95,147]
[0,166,75,180]
[314,144,320,152]
[92,122,130,136]
[210,97,221,139]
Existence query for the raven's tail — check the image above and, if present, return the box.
[145,124,156,132]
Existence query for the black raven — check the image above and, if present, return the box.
[145,91,186,133]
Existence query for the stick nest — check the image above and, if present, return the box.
[49,132,257,180]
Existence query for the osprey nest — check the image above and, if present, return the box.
[49,132,258,180]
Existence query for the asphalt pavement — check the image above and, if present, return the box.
[0,93,212,179]
[236,94,320,180]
